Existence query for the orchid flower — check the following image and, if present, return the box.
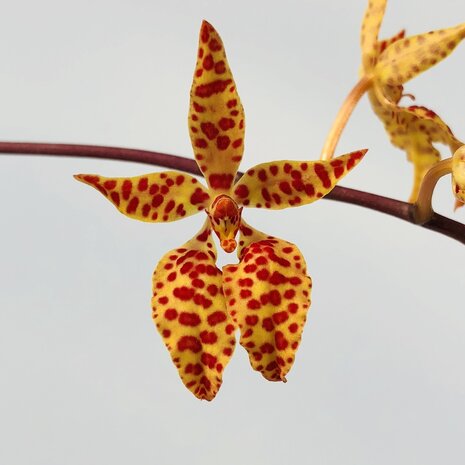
[75,21,365,400]
[360,0,465,203]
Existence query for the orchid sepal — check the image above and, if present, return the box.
[74,171,210,222]
[188,20,245,195]
[232,150,367,209]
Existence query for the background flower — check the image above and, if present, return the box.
[361,0,465,202]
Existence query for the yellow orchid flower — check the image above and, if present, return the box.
[360,0,464,202]
[75,21,366,401]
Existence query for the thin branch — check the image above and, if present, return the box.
[1,141,464,245]
[326,186,465,245]
[0,141,202,175]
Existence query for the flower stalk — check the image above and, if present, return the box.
[320,75,373,161]
[413,158,453,224]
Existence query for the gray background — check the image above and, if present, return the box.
[1,0,465,464]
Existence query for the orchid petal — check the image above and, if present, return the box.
[74,171,210,222]
[231,150,366,209]
[360,0,387,71]
[223,222,311,382]
[367,97,463,201]
[189,21,245,194]
[375,23,465,87]
[152,221,236,401]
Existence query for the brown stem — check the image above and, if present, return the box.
[326,186,465,245]
[0,141,202,175]
[320,75,373,161]
[1,141,464,245]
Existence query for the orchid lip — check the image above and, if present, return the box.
[220,238,237,253]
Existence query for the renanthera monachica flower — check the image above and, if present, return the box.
[75,21,365,400]
[321,0,465,210]
[360,0,465,203]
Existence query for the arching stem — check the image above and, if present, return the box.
[320,75,373,161]
[413,158,453,224]
[1,141,465,245]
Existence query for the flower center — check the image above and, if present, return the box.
[207,194,243,253]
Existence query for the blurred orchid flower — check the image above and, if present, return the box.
[360,0,464,202]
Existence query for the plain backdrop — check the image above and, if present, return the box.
[1,1,465,464]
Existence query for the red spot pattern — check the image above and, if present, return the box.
[122,180,132,200]
[138,177,148,191]
[215,61,226,74]
[209,38,222,52]
[223,233,312,382]
[190,188,210,206]
[208,174,234,190]
[216,135,231,150]
[279,181,292,195]
[195,79,232,99]
[201,122,219,140]
[178,336,202,353]
[232,139,242,149]
[193,102,205,113]
[314,163,331,189]
[179,312,201,327]
[234,184,249,198]
[104,180,117,190]
[110,192,120,206]
[202,54,214,70]
[195,138,208,148]
[152,222,236,401]
[208,311,228,326]
[219,118,235,131]
[200,21,210,43]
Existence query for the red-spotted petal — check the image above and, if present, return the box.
[188,21,245,194]
[375,22,465,87]
[74,171,210,222]
[223,222,311,382]
[152,221,236,401]
[360,0,387,71]
[231,150,367,209]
